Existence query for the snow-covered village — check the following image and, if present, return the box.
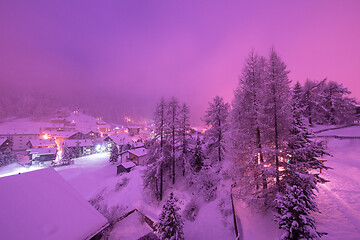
[1,1,360,240]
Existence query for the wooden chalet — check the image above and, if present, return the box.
[26,139,56,149]
[61,139,94,155]
[27,147,57,163]
[119,147,148,166]
[0,137,12,153]
[116,161,136,174]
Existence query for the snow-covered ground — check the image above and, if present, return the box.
[316,125,360,138]
[314,126,360,240]
[0,153,235,239]
[1,125,359,239]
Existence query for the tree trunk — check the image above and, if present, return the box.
[256,127,267,189]
[273,91,280,188]
[172,112,175,185]
[160,167,163,201]
[218,110,221,162]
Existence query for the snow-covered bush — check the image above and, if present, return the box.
[100,204,128,226]
[114,177,129,192]
[183,198,200,222]
[0,149,17,166]
[89,193,127,226]
[88,192,104,209]
[196,169,218,202]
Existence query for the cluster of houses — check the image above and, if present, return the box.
[0,118,152,167]
[22,130,150,166]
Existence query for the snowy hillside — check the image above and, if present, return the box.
[55,154,234,239]
[0,118,48,134]
[0,153,235,239]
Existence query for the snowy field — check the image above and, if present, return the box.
[314,126,360,240]
[315,125,360,138]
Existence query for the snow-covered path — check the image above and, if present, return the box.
[315,137,360,240]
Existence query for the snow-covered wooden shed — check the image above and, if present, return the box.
[0,168,108,240]
[117,161,136,174]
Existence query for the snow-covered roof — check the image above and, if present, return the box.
[128,148,148,157]
[120,161,136,169]
[52,131,82,138]
[28,139,56,147]
[82,130,98,134]
[109,210,154,240]
[106,133,132,146]
[27,147,57,155]
[0,137,8,146]
[0,168,108,240]
[62,139,93,147]
[132,142,144,148]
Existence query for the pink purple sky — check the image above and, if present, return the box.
[1,0,359,124]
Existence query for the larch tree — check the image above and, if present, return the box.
[230,50,268,202]
[264,48,292,190]
[322,81,356,125]
[143,97,168,201]
[167,97,180,185]
[203,96,229,164]
[302,79,327,126]
[178,103,192,176]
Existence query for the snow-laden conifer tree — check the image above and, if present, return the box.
[177,103,192,176]
[191,135,205,173]
[156,192,184,240]
[75,140,82,158]
[300,79,355,125]
[166,97,180,184]
[264,48,292,189]
[109,145,118,164]
[322,81,356,125]
[143,140,165,201]
[61,146,73,164]
[274,83,329,239]
[302,79,327,126]
[230,51,269,203]
[275,184,325,240]
[203,96,229,164]
[143,97,170,201]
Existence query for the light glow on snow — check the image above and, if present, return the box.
[0,164,43,178]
